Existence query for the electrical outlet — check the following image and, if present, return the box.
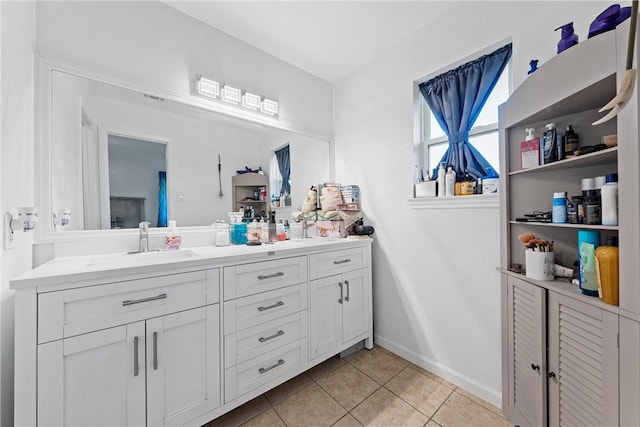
[4,213,15,250]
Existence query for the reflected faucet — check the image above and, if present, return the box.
[138,222,150,252]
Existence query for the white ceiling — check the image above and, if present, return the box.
[164,1,455,83]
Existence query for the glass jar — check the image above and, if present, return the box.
[213,221,230,247]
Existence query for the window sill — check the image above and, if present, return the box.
[408,194,500,209]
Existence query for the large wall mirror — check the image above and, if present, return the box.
[39,58,332,236]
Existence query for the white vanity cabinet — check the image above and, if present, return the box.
[309,247,372,361]
[13,239,373,426]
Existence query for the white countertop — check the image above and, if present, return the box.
[11,237,372,290]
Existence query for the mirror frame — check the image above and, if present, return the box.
[36,56,335,243]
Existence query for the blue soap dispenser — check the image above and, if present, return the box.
[555,22,579,54]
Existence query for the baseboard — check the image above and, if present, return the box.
[374,334,502,408]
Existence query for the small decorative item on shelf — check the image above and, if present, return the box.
[519,233,555,281]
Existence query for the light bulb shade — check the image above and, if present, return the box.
[221,85,242,104]
[197,77,220,98]
[242,92,261,110]
[260,98,279,115]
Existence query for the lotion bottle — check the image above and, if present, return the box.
[437,163,446,197]
[165,220,182,250]
[445,167,456,197]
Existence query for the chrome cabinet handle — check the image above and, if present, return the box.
[338,282,343,304]
[133,336,139,377]
[122,293,167,306]
[259,359,285,374]
[258,272,284,280]
[153,332,158,370]
[258,301,284,312]
[345,280,350,302]
[259,330,285,343]
[333,259,351,265]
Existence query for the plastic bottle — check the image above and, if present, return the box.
[276,220,286,241]
[601,173,618,226]
[445,167,456,197]
[552,192,568,223]
[595,236,619,305]
[555,22,579,54]
[564,125,579,155]
[437,163,446,197]
[268,211,277,242]
[578,230,601,296]
[259,218,269,243]
[165,220,182,250]
[582,178,601,225]
[541,123,557,164]
[284,220,290,240]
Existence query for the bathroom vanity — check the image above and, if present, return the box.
[12,238,372,426]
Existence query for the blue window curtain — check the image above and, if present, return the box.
[275,145,291,197]
[157,171,168,227]
[419,43,512,180]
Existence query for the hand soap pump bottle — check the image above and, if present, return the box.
[437,163,446,197]
[165,220,182,250]
[555,22,579,54]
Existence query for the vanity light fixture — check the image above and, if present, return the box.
[221,85,242,104]
[241,92,261,110]
[197,76,220,98]
[196,75,279,119]
[260,98,279,116]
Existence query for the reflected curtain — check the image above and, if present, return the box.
[275,145,291,197]
[157,171,168,227]
[419,43,512,180]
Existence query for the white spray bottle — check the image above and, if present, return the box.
[437,163,446,197]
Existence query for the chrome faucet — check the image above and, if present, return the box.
[138,222,150,252]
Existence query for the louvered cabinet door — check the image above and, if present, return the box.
[506,276,547,427]
[547,292,619,427]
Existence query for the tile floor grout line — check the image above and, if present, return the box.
[426,385,458,425]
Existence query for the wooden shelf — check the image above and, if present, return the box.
[509,221,619,231]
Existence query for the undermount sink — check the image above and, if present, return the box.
[85,249,198,269]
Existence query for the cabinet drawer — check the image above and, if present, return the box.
[38,269,219,344]
[224,283,307,335]
[223,256,307,300]
[224,338,308,403]
[224,311,308,369]
[309,247,368,280]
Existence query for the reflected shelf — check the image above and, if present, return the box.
[509,220,619,231]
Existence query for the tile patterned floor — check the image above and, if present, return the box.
[205,346,511,427]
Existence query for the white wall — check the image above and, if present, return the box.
[333,1,615,406]
[0,2,35,425]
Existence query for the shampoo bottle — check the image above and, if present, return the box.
[541,123,557,165]
[437,163,446,197]
[445,167,456,197]
[564,125,579,156]
[165,220,182,250]
[595,236,619,305]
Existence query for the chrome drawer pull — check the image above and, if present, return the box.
[122,293,167,306]
[258,301,284,312]
[258,272,285,280]
[333,259,351,265]
[345,280,350,302]
[259,330,285,343]
[259,359,285,374]
[133,337,139,377]
[153,332,158,370]
[338,282,343,304]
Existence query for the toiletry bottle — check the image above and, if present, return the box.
[556,133,565,161]
[277,220,286,241]
[284,220,290,240]
[577,230,600,295]
[268,211,277,242]
[595,236,619,305]
[520,127,540,169]
[555,22,579,54]
[445,166,456,197]
[259,218,268,243]
[552,192,568,223]
[541,123,557,164]
[601,173,618,226]
[437,163,446,197]
[564,125,579,155]
[165,220,182,250]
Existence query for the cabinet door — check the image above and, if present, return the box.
[147,305,221,427]
[342,268,369,344]
[506,276,547,427]
[547,292,618,427]
[309,275,342,360]
[37,323,146,426]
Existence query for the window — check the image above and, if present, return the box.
[419,53,510,178]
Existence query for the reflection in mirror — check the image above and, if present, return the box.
[48,67,331,232]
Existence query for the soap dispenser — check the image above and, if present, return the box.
[555,22,579,54]
[165,220,182,250]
